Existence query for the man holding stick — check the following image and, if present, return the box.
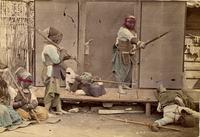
[41,27,70,115]
[112,15,145,94]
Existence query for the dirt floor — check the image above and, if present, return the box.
[0,105,199,137]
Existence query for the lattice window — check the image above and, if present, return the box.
[0,0,34,72]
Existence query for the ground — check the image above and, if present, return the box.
[0,105,199,137]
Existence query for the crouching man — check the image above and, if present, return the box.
[151,84,199,132]
[13,67,48,121]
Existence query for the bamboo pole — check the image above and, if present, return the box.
[102,116,181,132]
[94,79,136,85]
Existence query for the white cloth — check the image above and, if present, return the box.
[155,104,200,126]
[46,66,53,77]
[42,44,60,64]
[65,67,77,90]
[115,27,137,45]
[155,104,182,126]
[42,44,60,77]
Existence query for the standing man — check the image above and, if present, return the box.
[112,15,145,93]
[41,27,69,115]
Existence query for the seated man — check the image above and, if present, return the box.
[151,84,199,132]
[0,71,22,130]
[13,67,48,121]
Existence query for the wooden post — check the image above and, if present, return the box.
[78,0,86,73]
[145,103,151,117]
[133,0,142,88]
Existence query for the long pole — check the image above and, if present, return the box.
[93,79,136,85]
[123,31,170,54]
[103,116,181,132]
[28,25,79,64]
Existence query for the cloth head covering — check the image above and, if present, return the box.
[123,15,136,30]
[80,72,93,84]
[43,27,63,44]
[15,67,32,89]
[179,113,196,127]
[125,15,136,21]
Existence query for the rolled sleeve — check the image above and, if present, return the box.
[42,44,60,64]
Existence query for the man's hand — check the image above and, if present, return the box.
[21,98,29,105]
[175,97,185,107]
[26,104,35,110]
[138,41,145,49]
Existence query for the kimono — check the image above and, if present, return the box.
[112,27,139,86]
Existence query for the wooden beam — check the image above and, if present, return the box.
[98,109,144,115]
[78,0,86,73]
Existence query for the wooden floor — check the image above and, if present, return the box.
[34,87,199,116]
[34,87,199,103]
[34,87,158,103]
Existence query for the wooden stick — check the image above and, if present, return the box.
[102,116,181,132]
[28,25,79,64]
[94,79,136,85]
[27,24,60,49]
[98,109,144,115]
[122,31,170,54]
[7,69,25,98]
[30,110,40,124]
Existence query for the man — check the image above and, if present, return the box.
[13,67,48,121]
[41,27,70,115]
[151,84,199,132]
[0,68,22,129]
[112,15,145,93]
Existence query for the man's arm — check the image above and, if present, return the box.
[175,97,185,107]
[23,100,38,110]
[157,102,162,112]
[44,45,60,64]
[13,99,27,109]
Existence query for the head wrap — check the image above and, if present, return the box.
[123,15,136,30]
[15,67,32,89]
[43,27,63,44]
[125,15,136,22]
[179,113,196,127]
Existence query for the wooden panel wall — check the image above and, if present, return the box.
[140,1,185,89]
[34,0,187,89]
[85,2,138,87]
